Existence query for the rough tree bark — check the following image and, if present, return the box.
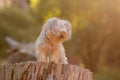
[0,61,93,80]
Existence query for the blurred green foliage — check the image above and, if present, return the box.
[94,66,120,80]
[0,7,39,59]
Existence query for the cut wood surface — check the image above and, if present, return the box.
[0,61,93,80]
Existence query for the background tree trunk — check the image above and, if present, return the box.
[0,61,92,80]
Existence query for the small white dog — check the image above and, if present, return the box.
[35,17,72,64]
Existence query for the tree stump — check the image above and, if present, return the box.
[0,61,93,80]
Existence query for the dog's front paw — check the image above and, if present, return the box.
[60,61,68,65]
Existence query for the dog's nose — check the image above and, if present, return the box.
[60,31,67,38]
[60,34,64,38]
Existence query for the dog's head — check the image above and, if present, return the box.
[42,17,72,42]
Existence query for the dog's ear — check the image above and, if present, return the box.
[64,21,72,40]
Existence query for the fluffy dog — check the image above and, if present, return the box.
[35,17,72,64]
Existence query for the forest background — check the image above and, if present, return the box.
[0,0,120,80]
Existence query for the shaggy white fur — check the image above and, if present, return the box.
[35,17,72,64]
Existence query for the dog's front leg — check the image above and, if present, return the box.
[35,46,47,62]
[59,44,68,64]
[59,52,68,64]
[49,49,60,64]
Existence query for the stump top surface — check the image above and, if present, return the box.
[0,61,93,80]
